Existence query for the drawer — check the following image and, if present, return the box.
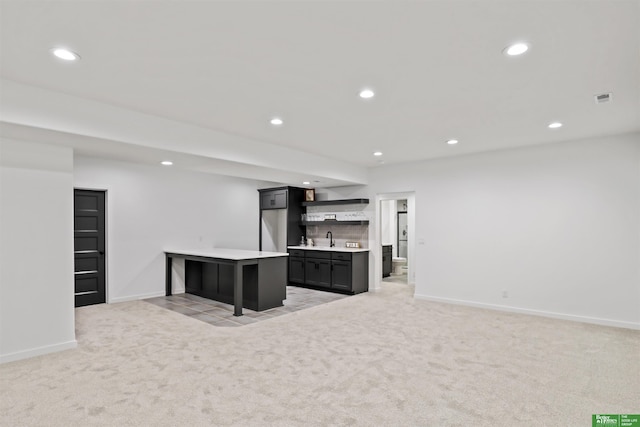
[332,252,352,261]
[289,249,306,258]
[305,251,331,260]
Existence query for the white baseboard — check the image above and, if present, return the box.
[414,294,640,330]
[0,340,77,364]
[109,290,168,304]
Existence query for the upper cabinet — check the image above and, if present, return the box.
[260,188,288,210]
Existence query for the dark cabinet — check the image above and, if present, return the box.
[382,245,392,278]
[331,251,352,291]
[184,258,283,311]
[304,251,331,288]
[260,189,287,210]
[331,260,352,291]
[289,256,305,284]
[288,249,368,294]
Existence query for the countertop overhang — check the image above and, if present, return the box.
[165,248,289,260]
[287,246,369,253]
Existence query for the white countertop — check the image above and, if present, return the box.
[287,246,369,253]
[165,248,289,260]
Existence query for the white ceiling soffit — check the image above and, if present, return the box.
[0,1,639,172]
[0,122,351,188]
[0,80,367,187]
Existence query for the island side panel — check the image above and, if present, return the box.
[257,256,287,311]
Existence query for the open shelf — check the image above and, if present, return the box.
[302,198,369,207]
[301,220,369,226]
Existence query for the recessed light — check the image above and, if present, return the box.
[503,42,529,56]
[359,89,375,99]
[446,139,459,145]
[270,117,283,126]
[51,48,80,61]
[373,151,383,156]
[548,122,563,129]
[302,181,310,185]
[161,161,173,166]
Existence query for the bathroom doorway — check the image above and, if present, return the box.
[376,193,414,289]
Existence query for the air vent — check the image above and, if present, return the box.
[594,93,612,104]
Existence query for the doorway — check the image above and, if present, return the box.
[73,189,106,307]
[376,193,415,290]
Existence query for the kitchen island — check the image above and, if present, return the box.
[165,248,289,316]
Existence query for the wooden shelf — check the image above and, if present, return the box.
[301,220,369,226]
[302,198,369,207]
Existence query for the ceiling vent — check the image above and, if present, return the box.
[594,93,612,104]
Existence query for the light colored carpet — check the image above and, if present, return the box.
[1,282,638,426]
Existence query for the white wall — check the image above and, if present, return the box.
[0,139,76,363]
[74,156,265,303]
[369,133,640,329]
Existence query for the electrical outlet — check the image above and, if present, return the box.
[502,290,508,298]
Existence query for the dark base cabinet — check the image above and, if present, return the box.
[288,249,368,294]
[185,257,286,311]
[304,251,332,288]
[382,245,392,278]
[288,256,305,284]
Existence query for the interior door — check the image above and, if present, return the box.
[397,211,408,259]
[74,189,106,307]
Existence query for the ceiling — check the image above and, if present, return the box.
[1,1,639,186]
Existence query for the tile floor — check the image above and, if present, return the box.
[144,286,349,327]
[383,273,408,284]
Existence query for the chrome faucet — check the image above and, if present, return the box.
[326,231,335,247]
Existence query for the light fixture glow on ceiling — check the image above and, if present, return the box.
[303,181,310,185]
[161,161,173,166]
[504,43,529,56]
[446,139,459,145]
[51,48,80,61]
[359,89,375,99]
[373,151,383,156]
[548,122,563,129]
[270,118,283,126]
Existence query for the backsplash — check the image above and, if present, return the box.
[303,223,369,249]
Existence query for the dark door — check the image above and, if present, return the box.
[331,261,352,291]
[289,257,305,284]
[305,259,331,288]
[74,189,106,307]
